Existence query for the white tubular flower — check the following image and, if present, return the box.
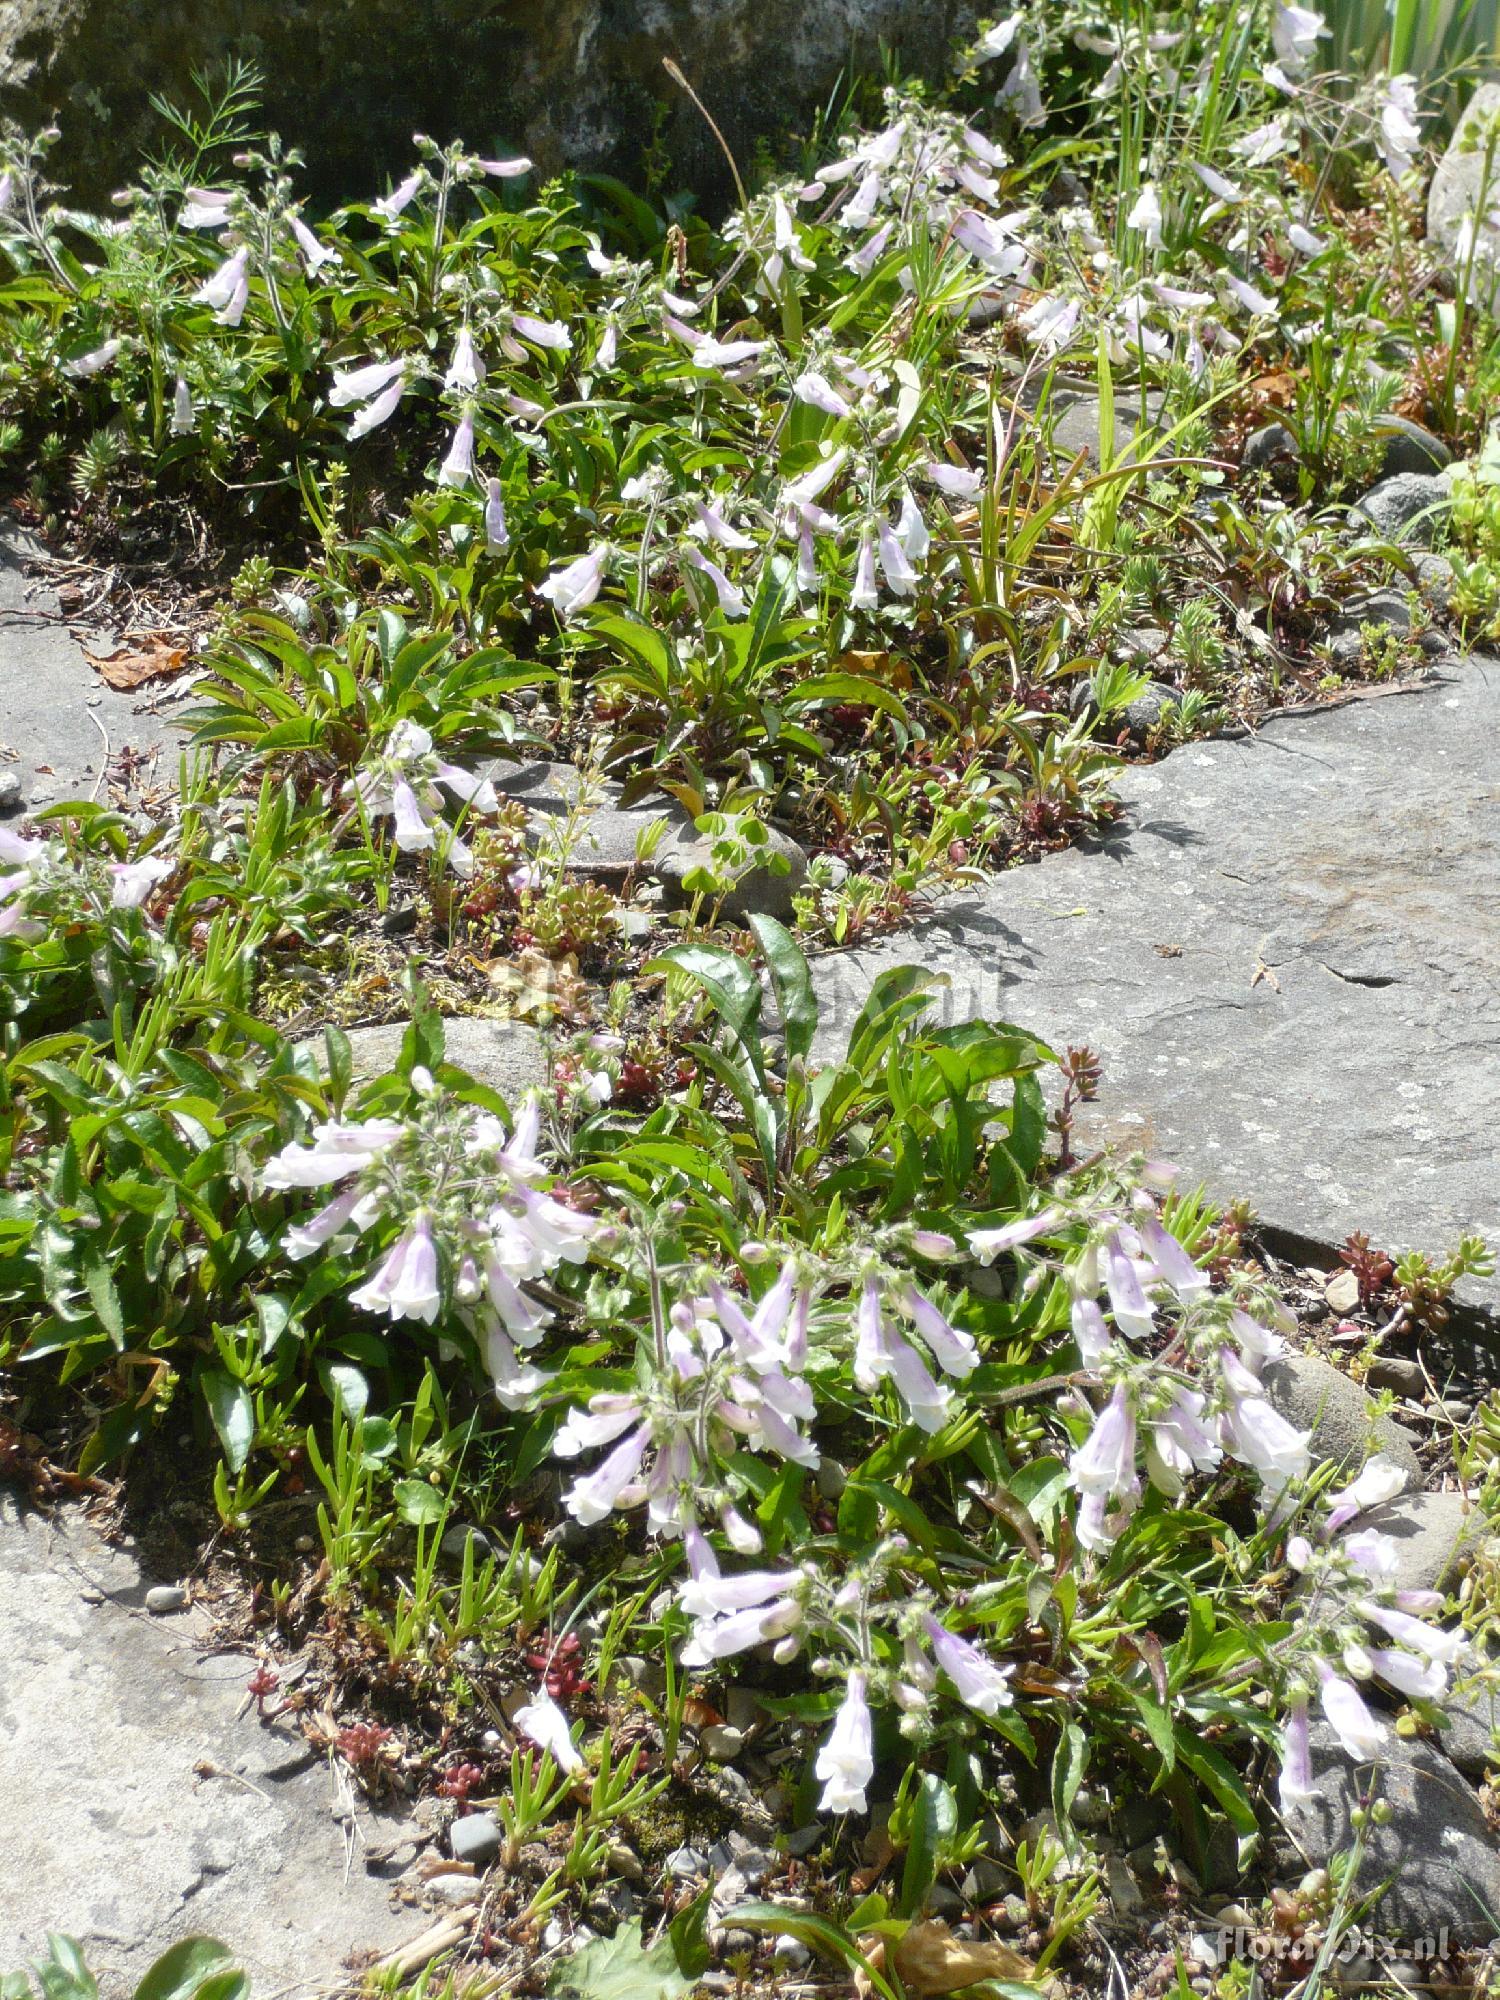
[1319,1670,1388,1762]
[684,546,746,618]
[815,1670,875,1815]
[349,371,407,440]
[289,213,337,275]
[969,1208,1063,1262]
[1222,272,1278,317]
[444,326,486,394]
[1018,291,1081,353]
[1272,2,1328,75]
[1071,1295,1113,1367]
[484,478,509,550]
[1278,1695,1318,1809]
[170,376,195,435]
[794,370,853,418]
[849,533,880,611]
[537,546,607,621]
[1217,1348,1311,1494]
[329,357,406,408]
[476,154,532,178]
[1323,1454,1408,1535]
[1126,183,1164,249]
[262,1119,405,1189]
[195,246,249,326]
[64,339,122,379]
[690,497,755,550]
[374,171,423,221]
[437,410,476,488]
[1377,75,1422,180]
[553,1393,642,1459]
[514,1688,584,1772]
[924,1616,1014,1715]
[562,1423,650,1526]
[513,312,572,352]
[1103,1232,1157,1340]
[1368,1647,1448,1702]
[894,489,930,564]
[349,1214,443,1323]
[680,1593,802,1665]
[926,460,983,498]
[1288,221,1328,257]
[107,853,173,909]
[180,187,233,229]
[691,335,770,372]
[772,193,815,273]
[1071,1384,1140,1502]
[853,1274,951,1433]
[1358,1599,1464,1666]
[284,1186,380,1262]
[901,1284,978,1378]
[876,519,919,597]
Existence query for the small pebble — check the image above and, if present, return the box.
[665,1844,709,1879]
[449,1812,502,1868]
[0,769,22,812]
[773,1937,811,1968]
[1323,1269,1361,1314]
[145,1585,189,1615]
[701,1723,745,1762]
[441,1524,493,1560]
[785,1824,823,1857]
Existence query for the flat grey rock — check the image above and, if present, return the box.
[655,821,809,925]
[302,1017,548,1101]
[810,658,1500,1317]
[0,529,181,810]
[1427,83,1500,308]
[1047,389,1168,469]
[1375,418,1452,480]
[490,761,684,879]
[1440,1677,1500,1781]
[1279,1723,1500,1941]
[1356,1489,1489,1597]
[0,1496,415,1991]
[1261,1353,1422,1479]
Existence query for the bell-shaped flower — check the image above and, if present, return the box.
[853,1275,951,1433]
[195,246,249,326]
[1324,1455,1408,1536]
[537,546,607,622]
[1367,1646,1448,1702]
[514,1687,584,1772]
[107,853,173,909]
[563,1423,650,1526]
[1103,1232,1156,1340]
[329,357,405,409]
[849,533,879,611]
[1319,1669,1387,1762]
[1358,1599,1464,1666]
[926,461,982,498]
[64,339,122,379]
[263,1118,405,1190]
[170,377,195,435]
[513,312,571,352]
[595,321,619,371]
[1222,272,1278,317]
[1018,292,1081,352]
[969,1207,1063,1262]
[794,371,852,418]
[554,1392,642,1460]
[900,1285,978,1378]
[690,497,755,550]
[484,478,509,550]
[444,326,486,394]
[924,1616,1013,1715]
[692,335,769,371]
[815,1670,874,1815]
[685,546,746,618]
[288,214,336,275]
[437,410,475,488]
[1136,1216,1210,1302]
[349,1214,443,1323]
[680,1592,802,1665]
[1071,1385,1139,1502]
[1377,75,1421,180]
[1126,183,1164,250]
[180,188,233,229]
[477,155,532,178]
[1278,1696,1318,1809]
[348,370,407,440]
[284,1186,382,1262]
[1147,1388,1222,1495]
[1271,3,1327,76]
[1217,1348,1311,1494]
[374,171,423,221]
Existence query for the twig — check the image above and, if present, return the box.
[85,704,110,802]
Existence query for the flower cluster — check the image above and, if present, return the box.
[263,1087,597,1402]
[0,823,173,938]
[345,720,499,876]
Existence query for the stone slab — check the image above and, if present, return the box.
[0,1496,416,1991]
[810,660,1500,1317]
[0,529,181,813]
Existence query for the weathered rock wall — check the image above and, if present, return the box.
[0,0,979,206]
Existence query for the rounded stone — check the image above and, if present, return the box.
[1241,422,1298,473]
[699,1723,745,1762]
[1354,473,1451,548]
[144,1584,189,1614]
[651,823,809,926]
[1260,1352,1422,1479]
[449,1811,503,1868]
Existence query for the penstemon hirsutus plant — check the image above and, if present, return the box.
[256,929,1468,1835]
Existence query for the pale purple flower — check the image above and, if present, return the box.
[329,358,405,408]
[685,546,746,618]
[1147,1388,1222,1495]
[691,335,769,371]
[390,778,436,852]
[690,497,754,550]
[796,519,818,594]
[1358,1599,1464,1666]
[563,1423,650,1525]
[64,339,122,379]
[815,1671,874,1815]
[349,1215,443,1323]
[1071,1296,1113,1367]
[348,373,407,440]
[772,193,815,273]
[853,1274,951,1432]
[1217,1349,1311,1493]
[284,1186,381,1261]
[846,221,892,275]
[722,1505,762,1555]
[476,155,532,178]
[374,171,423,222]
[170,376,195,435]
[902,1285,978,1378]
[180,188,233,230]
[444,326,485,394]
[975,17,1020,61]
[289,214,336,275]
[514,1687,583,1772]
[1319,1670,1387,1762]
[1324,1455,1407,1536]
[849,533,879,612]
[969,1208,1063,1262]
[1191,162,1245,204]
[1071,1386,1140,1503]
[1223,272,1278,316]
[513,312,571,352]
[1137,1216,1210,1302]
[1288,222,1327,257]
[895,490,929,565]
[595,322,618,370]
[1018,292,1081,352]
[485,1327,554,1408]
[952,209,1028,277]
[1377,75,1422,181]
[262,1119,405,1189]
[1103,1234,1156,1340]
[794,370,852,418]
[554,1393,642,1459]
[680,1568,797,1620]
[484,477,509,550]
[195,246,249,326]
[1278,1696,1318,1809]
[432,760,499,813]
[995,33,1045,125]
[680,1593,802,1664]
[1151,279,1214,310]
[926,461,982,498]
[1272,3,1328,75]
[1367,1646,1448,1702]
[924,1617,1013,1715]
[877,520,919,597]
[107,853,173,909]
[783,449,848,508]
[437,410,475,488]
[537,546,607,622]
